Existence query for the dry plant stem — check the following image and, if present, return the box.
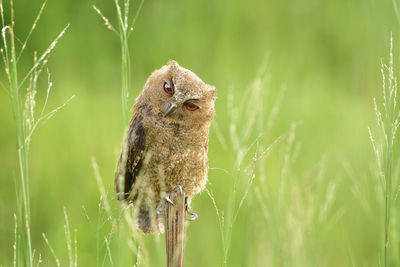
[165,188,186,267]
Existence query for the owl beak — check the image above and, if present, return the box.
[164,103,177,117]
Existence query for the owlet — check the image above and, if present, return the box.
[115,60,217,234]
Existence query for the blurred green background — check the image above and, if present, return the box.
[0,0,399,266]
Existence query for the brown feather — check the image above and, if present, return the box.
[115,114,146,201]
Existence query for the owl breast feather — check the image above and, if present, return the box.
[115,110,210,204]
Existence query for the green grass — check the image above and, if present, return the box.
[1,0,400,266]
[1,0,70,265]
[369,35,400,266]
[93,0,144,126]
[92,1,146,265]
[1,1,33,264]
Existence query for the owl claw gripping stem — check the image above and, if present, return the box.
[185,196,198,221]
[165,194,174,205]
[172,185,184,196]
[156,186,183,215]
[156,193,173,215]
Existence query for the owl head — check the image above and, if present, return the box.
[135,60,217,128]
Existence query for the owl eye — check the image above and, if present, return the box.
[163,82,173,95]
[184,102,199,111]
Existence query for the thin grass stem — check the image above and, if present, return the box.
[5,2,33,265]
[42,233,61,267]
[16,0,47,61]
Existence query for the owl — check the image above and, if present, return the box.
[115,60,217,234]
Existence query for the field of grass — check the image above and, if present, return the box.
[1,0,400,266]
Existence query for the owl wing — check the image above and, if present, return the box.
[115,114,146,201]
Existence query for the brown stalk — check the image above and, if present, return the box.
[165,187,186,267]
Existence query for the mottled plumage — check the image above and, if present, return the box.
[115,60,216,234]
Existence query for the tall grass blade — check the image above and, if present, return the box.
[42,233,61,267]
[369,34,400,267]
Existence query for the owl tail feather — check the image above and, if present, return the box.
[136,204,164,234]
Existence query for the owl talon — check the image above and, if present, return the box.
[172,185,183,195]
[187,209,198,221]
[156,193,175,215]
[165,194,174,205]
[185,196,198,221]
[164,186,183,206]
